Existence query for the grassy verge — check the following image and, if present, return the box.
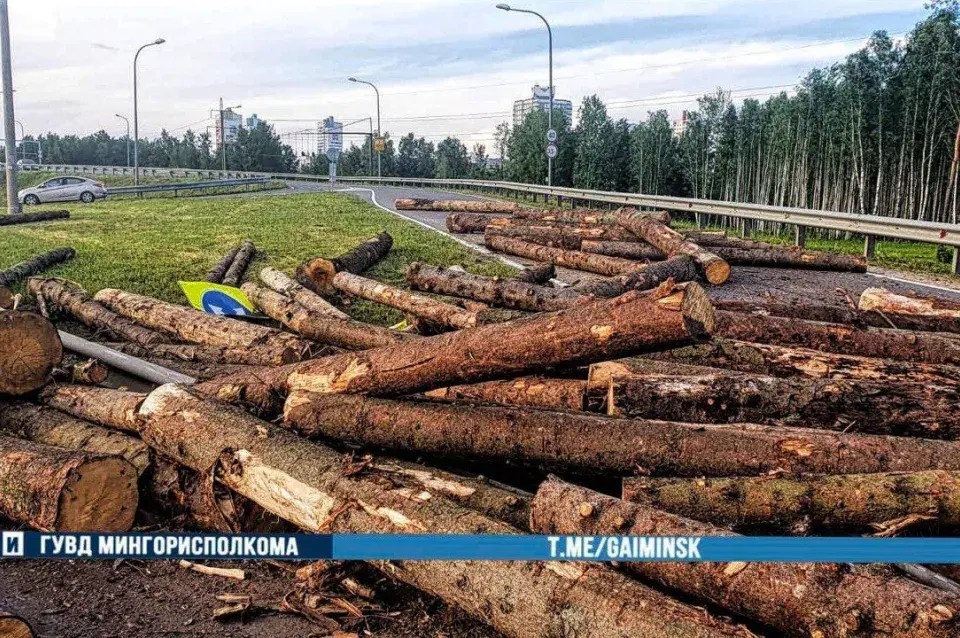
[0,193,515,325]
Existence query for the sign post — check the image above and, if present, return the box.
[321,116,344,186]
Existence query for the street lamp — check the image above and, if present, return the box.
[133,37,165,185]
[348,77,381,178]
[496,3,553,186]
[115,114,130,167]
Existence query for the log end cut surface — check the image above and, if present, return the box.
[58,456,138,532]
[0,312,62,395]
[702,257,731,285]
[0,614,34,638]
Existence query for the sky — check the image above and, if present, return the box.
[8,0,929,157]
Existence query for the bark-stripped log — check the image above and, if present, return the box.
[0,400,151,476]
[860,288,960,317]
[0,247,76,288]
[297,231,393,294]
[258,266,349,319]
[484,223,638,247]
[28,278,166,347]
[514,206,670,225]
[284,392,960,477]
[205,244,241,283]
[422,377,586,412]
[0,434,137,531]
[242,282,417,349]
[221,240,257,287]
[394,198,519,214]
[138,384,746,638]
[0,311,62,395]
[484,234,643,276]
[618,210,730,284]
[285,285,714,397]
[571,256,699,298]
[513,263,555,284]
[98,339,301,366]
[715,310,960,365]
[40,385,145,433]
[531,477,960,638]
[93,288,314,357]
[712,246,867,272]
[0,612,34,638]
[580,239,665,260]
[622,470,960,534]
[445,213,512,233]
[0,209,69,226]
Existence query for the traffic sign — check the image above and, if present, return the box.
[179,281,256,317]
[374,136,386,152]
[546,128,557,143]
[546,143,558,159]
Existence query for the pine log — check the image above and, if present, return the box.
[284,392,960,477]
[297,231,393,294]
[395,198,519,214]
[0,311,62,395]
[484,223,638,247]
[93,288,314,357]
[39,385,146,433]
[514,206,669,225]
[444,213,512,233]
[242,282,416,349]
[0,247,76,288]
[570,255,700,298]
[0,612,35,638]
[512,263,555,284]
[531,477,960,638]
[99,339,302,367]
[713,246,867,272]
[221,240,257,287]
[52,358,109,385]
[194,364,293,414]
[484,234,644,276]
[138,384,746,638]
[715,310,960,365]
[680,231,770,249]
[422,377,586,412]
[205,244,241,283]
[0,400,151,476]
[0,285,14,309]
[0,434,138,531]
[258,266,349,319]
[28,278,166,347]
[860,288,960,317]
[121,354,256,381]
[580,239,665,260]
[0,209,69,226]
[622,471,960,534]
[285,285,715,397]
[618,210,730,284]
[58,331,197,385]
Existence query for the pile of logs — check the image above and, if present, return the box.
[5,205,960,637]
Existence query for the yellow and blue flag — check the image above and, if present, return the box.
[179,281,256,317]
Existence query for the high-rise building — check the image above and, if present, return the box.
[513,84,573,128]
[246,113,261,130]
[671,111,688,137]
[216,108,242,150]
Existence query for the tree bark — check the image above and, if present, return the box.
[0,209,69,226]
[531,477,960,638]
[484,234,644,276]
[395,198,519,214]
[205,244,241,283]
[0,247,76,288]
[514,206,669,225]
[0,311,62,395]
[860,287,960,317]
[0,434,138,531]
[444,213,512,233]
[680,231,770,249]
[0,285,13,309]
[242,282,417,349]
[297,231,393,294]
[622,470,960,534]
[484,223,638,248]
[258,266,349,319]
[194,364,294,415]
[422,377,586,412]
[99,338,301,366]
[0,612,34,638]
[715,310,960,365]
[580,239,666,260]
[221,240,257,287]
[570,256,700,298]
[712,246,867,272]
[512,263,555,284]
[618,210,730,284]
[39,385,146,433]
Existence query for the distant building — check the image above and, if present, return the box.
[671,111,688,137]
[246,114,261,130]
[216,108,242,150]
[513,84,573,128]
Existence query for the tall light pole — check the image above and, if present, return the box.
[0,0,18,213]
[348,77,381,178]
[216,98,241,172]
[115,114,130,166]
[496,3,553,187]
[133,37,165,185]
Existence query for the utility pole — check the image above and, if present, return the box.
[214,97,241,173]
[0,0,19,214]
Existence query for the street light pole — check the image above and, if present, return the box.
[0,0,18,214]
[115,114,130,167]
[496,4,553,187]
[133,38,165,186]
[349,77,381,178]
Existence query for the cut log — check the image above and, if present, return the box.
[100,339,301,367]
[0,311,62,395]
[205,244,241,283]
[40,385,145,433]
[28,278,166,347]
[297,231,393,294]
[52,358,109,385]
[285,285,715,397]
[93,288,314,357]
[712,246,867,272]
[622,470,960,534]
[0,400,151,476]
[0,285,14,309]
[484,234,643,276]
[242,282,417,349]
[0,611,35,638]
[0,434,137,531]
[680,230,770,249]
[580,239,665,260]
[514,206,669,225]
[715,310,960,365]
[116,354,256,381]
[484,223,638,248]
[395,198,519,214]
[0,247,76,288]
[284,393,960,477]
[422,377,586,412]
[444,213,512,233]
[531,477,960,638]
[860,287,960,317]
[571,255,699,298]
[512,263,555,284]
[618,210,730,284]
[194,364,293,414]
[258,266,350,319]
[0,209,69,226]
[221,240,257,287]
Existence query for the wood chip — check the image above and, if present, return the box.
[178,559,246,581]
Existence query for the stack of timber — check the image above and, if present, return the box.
[206,239,258,286]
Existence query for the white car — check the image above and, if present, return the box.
[19,176,107,205]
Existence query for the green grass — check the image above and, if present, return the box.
[0,193,515,325]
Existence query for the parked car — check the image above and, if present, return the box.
[19,176,107,205]
[17,159,39,170]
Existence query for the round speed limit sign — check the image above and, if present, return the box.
[546,128,558,142]
[545,143,558,159]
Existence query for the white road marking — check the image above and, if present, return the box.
[866,272,960,297]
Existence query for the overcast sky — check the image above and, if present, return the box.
[9,0,928,155]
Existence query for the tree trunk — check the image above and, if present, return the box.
[194,364,294,415]
[580,240,666,260]
[0,311,62,395]
[394,198,519,214]
[0,248,76,288]
[0,434,138,531]
[0,612,34,638]
[28,278,166,347]
[421,377,586,412]
[52,358,109,385]
[39,385,146,433]
[712,246,867,272]
[221,240,257,287]
[205,244,241,283]
[859,288,960,317]
[622,470,960,534]
[297,231,393,294]
[285,285,715,397]
[618,210,730,284]
[680,231,770,249]
[531,477,960,638]
[242,282,416,349]
[514,206,669,225]
[484,224,637,248]
[284,392,960,477]
[0,209,69,226]
[99,338,302,366]
[715,310,960,365]
[570,256,699,298]
[444,213,511,233]
[484,234,644,276]
[258,266,349,319]
[120,353,257,381]
[512,263,555,285]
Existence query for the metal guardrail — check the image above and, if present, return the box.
[107,177,269,196]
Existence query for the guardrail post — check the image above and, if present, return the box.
[863,234,876,258]
[795,226,806,248]
[740,219,751,238]
[556,195,563,208]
